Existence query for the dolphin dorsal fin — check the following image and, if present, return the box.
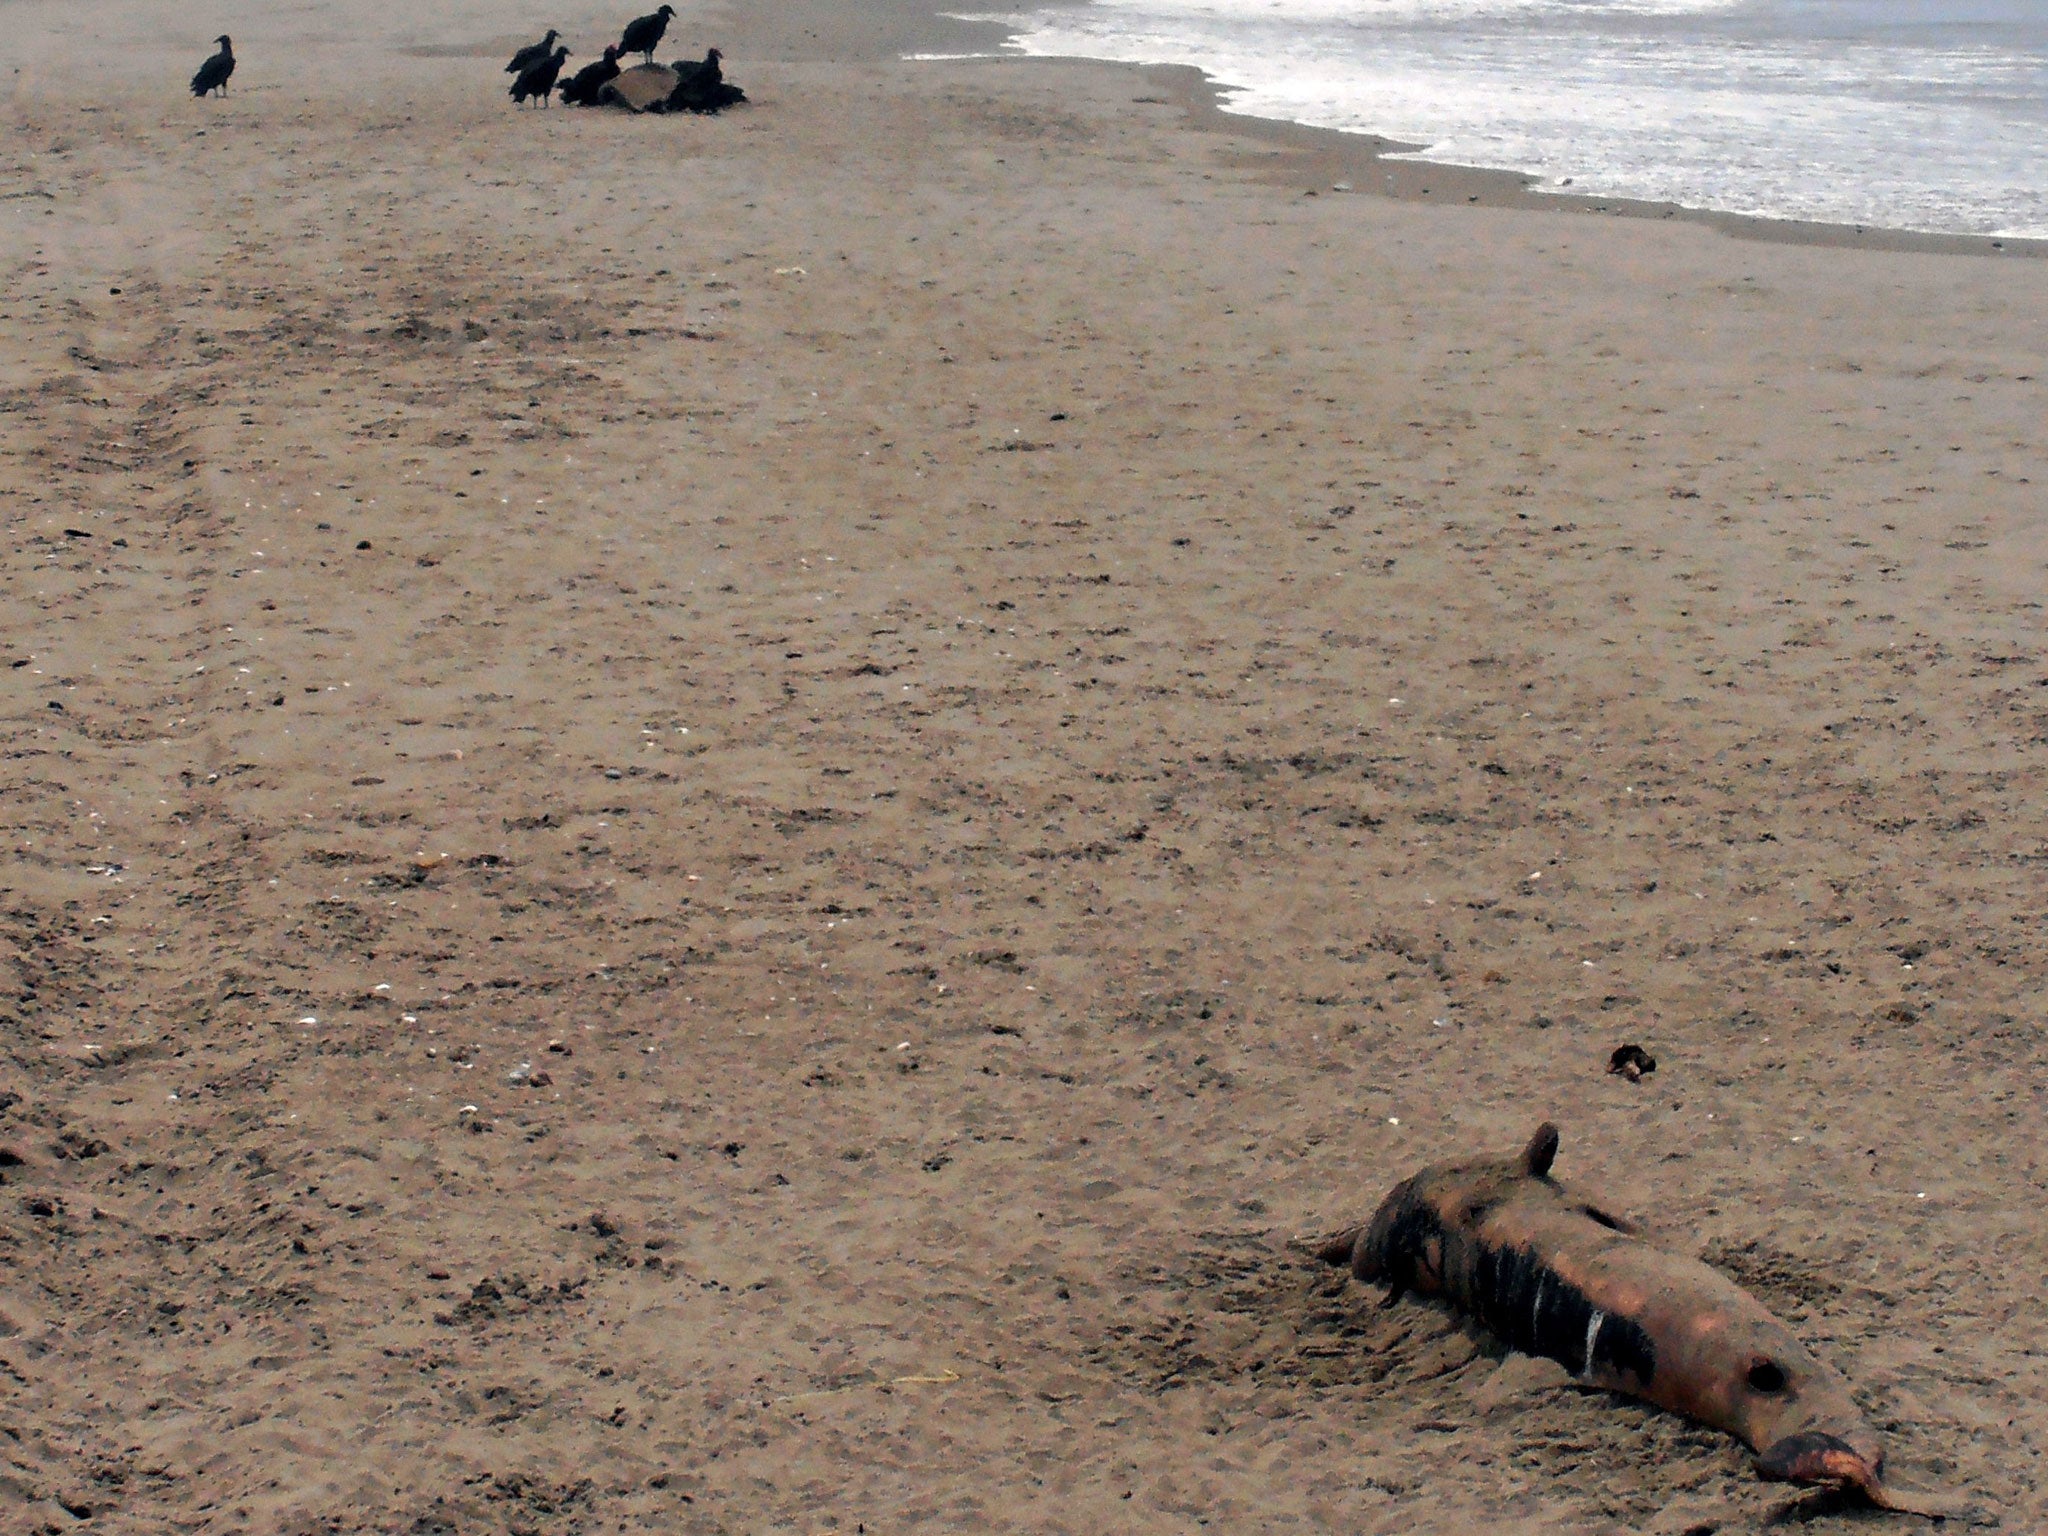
[1521,1123,1560,1179]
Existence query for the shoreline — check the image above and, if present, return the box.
[1151,61,2048,260]
[874,15,2047,260]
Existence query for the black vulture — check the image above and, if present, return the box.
[665,47,746,113]
[618,5,675,64]
[558,46,622,106]
[509,46,570,106]
[669,46,721,88]
[505,28,560,75]
[190,35,234,98]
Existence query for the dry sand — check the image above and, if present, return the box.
[4,1,2047,1532]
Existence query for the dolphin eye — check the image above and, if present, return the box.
[1747,1359,1787,1393]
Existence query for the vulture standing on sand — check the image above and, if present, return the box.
[618,5,676,64]
[505,28,560,75]
[558,45,623,106]
[510,45,570,106]
[190,35,234,98]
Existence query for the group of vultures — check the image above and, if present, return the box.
[186,12,744,114]
[505,7,746,113]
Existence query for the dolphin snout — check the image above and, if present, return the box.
[1756,1429,1886,1493]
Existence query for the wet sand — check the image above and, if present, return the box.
[4,1,2047,1532]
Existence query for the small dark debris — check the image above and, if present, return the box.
[1608,1043,1657,1082]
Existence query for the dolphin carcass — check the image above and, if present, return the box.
[1318,1124,1973,1520]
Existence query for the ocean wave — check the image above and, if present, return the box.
[970,0,2048,236]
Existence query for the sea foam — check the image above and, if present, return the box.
[970,0,2048,237]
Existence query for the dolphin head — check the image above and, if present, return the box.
[1748,1359,1887,1495]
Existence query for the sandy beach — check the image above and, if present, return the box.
[4,0,2047,1531]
